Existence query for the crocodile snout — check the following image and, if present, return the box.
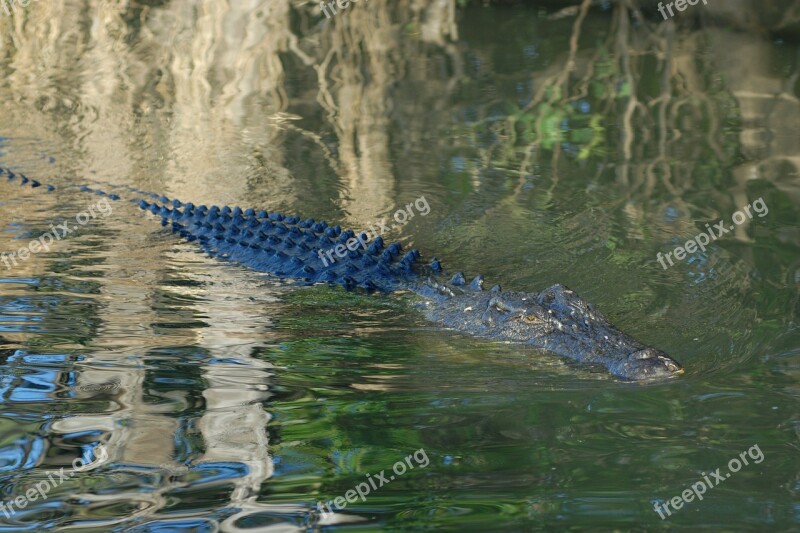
[617,348,684,381]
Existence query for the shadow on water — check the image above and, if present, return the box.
[0,0,798,530]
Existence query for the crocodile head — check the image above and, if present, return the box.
[420,279,683,381]
[478,284,683,381]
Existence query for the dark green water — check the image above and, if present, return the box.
[0,2,798,531]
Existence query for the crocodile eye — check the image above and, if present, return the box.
[524,315,540,323]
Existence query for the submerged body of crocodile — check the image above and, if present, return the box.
[1,167,683,381]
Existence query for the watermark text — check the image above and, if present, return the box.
[658,0,708,21]
[315,448,429,519]
[317,196,430,267]
[657,198,768,270]
[1,197,113,271]
[1,0,39,18]
[319,0,368,20]
[0,444,107,518]
[653,444,764,519]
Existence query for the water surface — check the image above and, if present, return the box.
[0,2,798,531]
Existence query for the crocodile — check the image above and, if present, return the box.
[0,166,683,381]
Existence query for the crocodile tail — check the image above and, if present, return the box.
[0,166,127,202]
[0,165,447,290]
[1,166,58,194]
[0,165,196,207]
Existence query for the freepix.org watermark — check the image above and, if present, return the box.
[1,0,38,18]
[656,198,768,270]
[0,444,108,518]
[319,0,367,20]
[657,0,708,21]
[315,448,429,519]
[1,197,113,271]
[653,444,764,520]
[317,196,430,267]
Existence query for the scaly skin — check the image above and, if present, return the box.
[0,166,683,381]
